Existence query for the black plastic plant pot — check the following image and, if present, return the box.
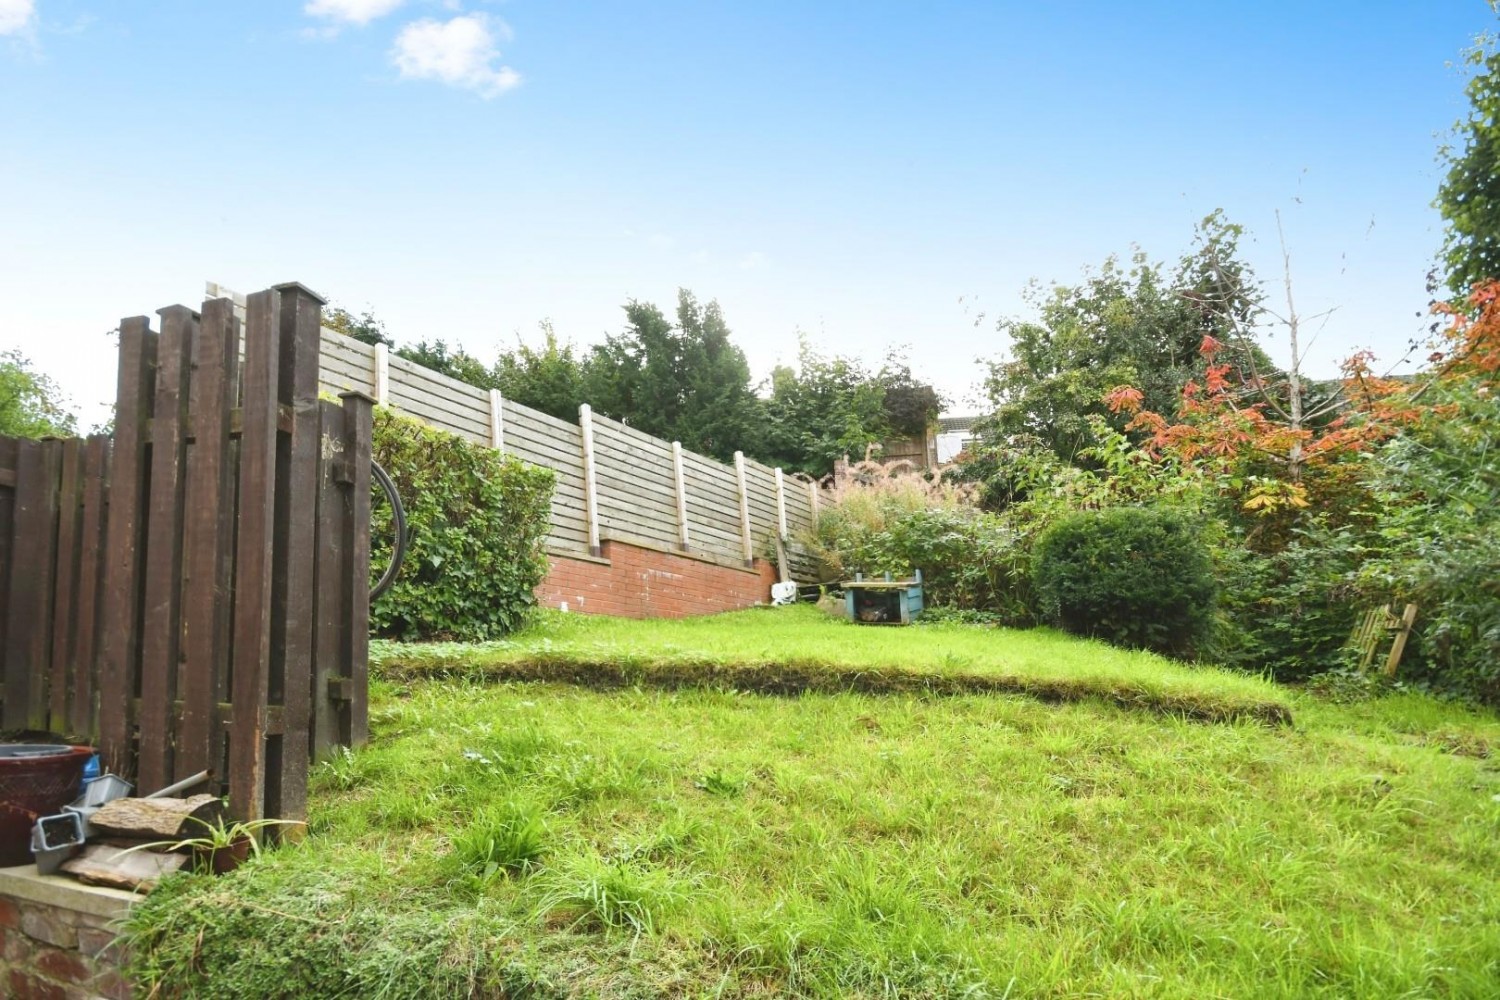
[0,744,95,867]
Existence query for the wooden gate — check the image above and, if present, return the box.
[0,283,372,822]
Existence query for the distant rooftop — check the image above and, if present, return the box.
[938,415,982,434]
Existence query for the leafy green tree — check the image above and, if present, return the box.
[396,340,496,390]
[876,350,944,438]
[981,214,1259,463]
[0,350,77,438]
[585,290,759,461]
[1438,36,1500,296]
[323,306,395,348]
[490,321,590,422]
[757,339,890,476]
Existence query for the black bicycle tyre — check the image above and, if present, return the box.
[370,459,408,602]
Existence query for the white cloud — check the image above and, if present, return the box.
[304,0,403,27]
[391,14,520,98]
[739,251,769,270]
[0,0,36,36]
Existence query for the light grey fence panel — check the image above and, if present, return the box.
[741,459,781,540]
[680,451,751,561]
[500,401,590,552]
[591,416,680,550]
[318,331,378,397]
[386,357,491,442]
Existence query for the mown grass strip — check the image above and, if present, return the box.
[372,605,1295,725]
[375,653,1293,725]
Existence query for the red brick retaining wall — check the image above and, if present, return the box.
[0,867,134,999]
[539,538,777,619]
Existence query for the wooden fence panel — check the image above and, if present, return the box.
[502,402,590,553]
[2,439,61,731]
[1,283,372,824]
[679,451,747,562]
[318,331,378,397]
[591,417,680,550]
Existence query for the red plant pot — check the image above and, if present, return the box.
[0,745,95,867]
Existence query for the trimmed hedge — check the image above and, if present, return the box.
[1033,506,1216,658]
[371,408,555,640]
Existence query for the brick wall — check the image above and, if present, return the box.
[0,867,133,999]
[539,538,778,619]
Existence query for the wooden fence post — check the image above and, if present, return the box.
[373,343,390,407]
[672,442,690,550]
[774,467,788,540]
[267,282,326,823]
[228,289,283,822]
[489,389,505,452]
[579,404,602,557]
[97,316,156,773]
[807,477,820,516]
[734,451,753,567]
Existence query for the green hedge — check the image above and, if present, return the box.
[371,408,555,640]
[1032,506,1217,658]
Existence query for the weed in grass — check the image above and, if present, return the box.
[448,799,548,880]
[372,788,441,831]
[616,811,705,863]
[532,851,695,935]
[695,768,748,797]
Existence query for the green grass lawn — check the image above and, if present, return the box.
[124,609,1500,998]
[370,605,1295,724]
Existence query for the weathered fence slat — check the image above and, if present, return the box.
[137,306,195,791]
[177,297,238,782]
[344,392,374,748]
[69,436,110,738]
[47,439,82,733]
[311,400,348,760]
[97,317,157,773]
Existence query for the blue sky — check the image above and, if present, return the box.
[1,1,1492,427]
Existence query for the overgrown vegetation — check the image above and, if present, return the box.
[123,612,1500,998]
[371,408,554,640]
[1033,506,1217,657]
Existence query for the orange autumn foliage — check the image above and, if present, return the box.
[1103,282,1500,477]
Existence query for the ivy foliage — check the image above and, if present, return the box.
[371,409,554,640]
[1032,507,1218,658]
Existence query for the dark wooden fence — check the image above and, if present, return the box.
[0,284,372,822]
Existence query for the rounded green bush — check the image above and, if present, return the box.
[371,408,555,640]
[1032,506,1216,657]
